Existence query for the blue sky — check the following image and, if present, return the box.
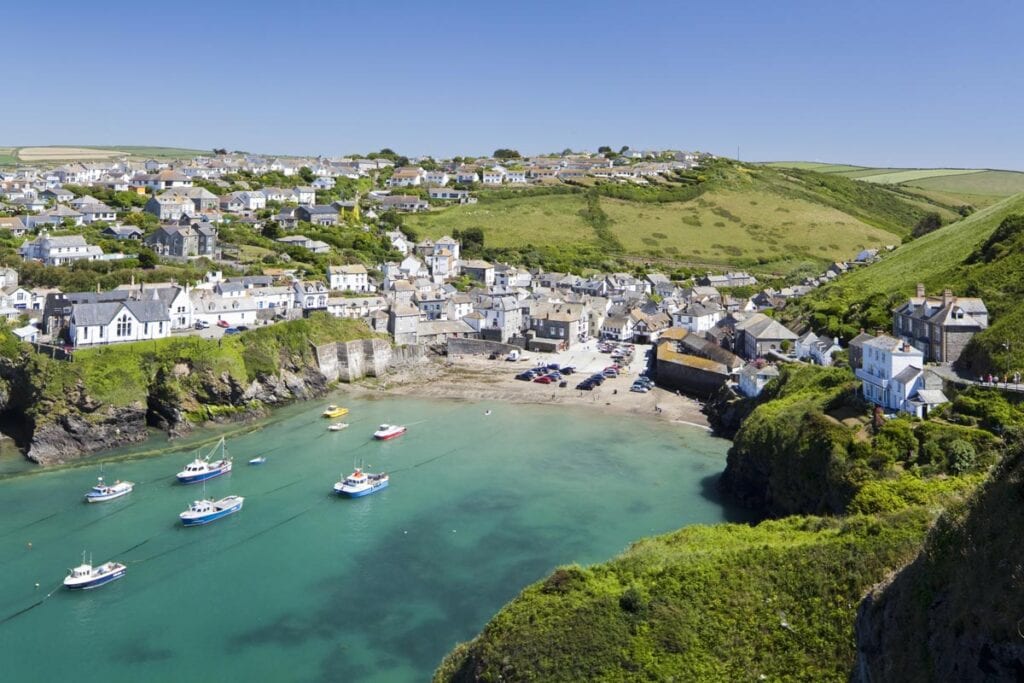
[3,0,1022,168]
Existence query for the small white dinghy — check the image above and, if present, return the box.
[328,422,349,432]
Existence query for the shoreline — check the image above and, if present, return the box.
[345,355,712,430]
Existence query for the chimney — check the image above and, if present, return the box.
[943,289,952,307]
[915,283,925,298]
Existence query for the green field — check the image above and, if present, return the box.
[859,168,984,184]
[87,145,211,159]
[407,194,595,249]
[601,189,896,265]
[904,169,1024,196]
[0,147,18,165]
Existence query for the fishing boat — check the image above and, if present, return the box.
[248,456,267,465]
[373,424,406,440]
[179,495,245,526]
[322,404,349,419]
[333,467,389,498]
[327,422,349,432]
[63,552,126,590]
[84,474,134,503]
[176,437,232,484]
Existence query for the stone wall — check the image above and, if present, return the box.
[312,338,401,382]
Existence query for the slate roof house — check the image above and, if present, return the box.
[295,205,339,226]
[144,222,217,258]
[20,234,103,266]
[69,296,172,347]
[856,334,948,417]
[734,313,798,359]
[892,283,988,363]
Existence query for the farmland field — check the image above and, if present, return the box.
[858,168,984,185]
[407,194,594,249]
[16,146,128,161]
[0,147,17,165]
[602,189,897,265]
[904,170,1024,197]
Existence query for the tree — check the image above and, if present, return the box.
[454,227,485,253]
[213,148,227,155]
[619,145,630,154]
[911,212,943,238]
[137,248,158,269]
[262,221,283,239]
[298,166,315,183]
[493,148,522,160]
[597,146,612,154]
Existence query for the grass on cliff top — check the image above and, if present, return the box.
[434,507,937,683]
[31,315,376,410]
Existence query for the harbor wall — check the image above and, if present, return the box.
[446,338,520,357]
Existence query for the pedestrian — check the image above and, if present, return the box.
[987,373,993,384]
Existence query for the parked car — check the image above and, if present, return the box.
[236,325,250,332]
[577,381,595,391]
[193,320,210,330]
[224,327,241,335]
[533,375,553,384]
[216,320,230,328]
[559,366,575,375]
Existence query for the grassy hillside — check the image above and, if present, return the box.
[904,169,1024,196]
[6,145,211,163]
[856,439,1024,681]
[787,192,1024,372]
[408,161,946,277]
[435,507,937,682]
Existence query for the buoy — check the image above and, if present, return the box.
[34,583,40,589]
[26,542,32,550]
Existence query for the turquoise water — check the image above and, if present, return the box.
[0,395,750,682]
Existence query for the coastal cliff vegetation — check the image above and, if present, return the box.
[0,314,378,463]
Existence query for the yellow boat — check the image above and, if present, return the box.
[322,404,349,419]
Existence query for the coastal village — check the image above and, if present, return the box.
[0,149,1001,422]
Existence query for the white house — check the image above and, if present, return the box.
[293,280,329,310]
[481,169,505,184]
[856,334,948,417]
[69,299,171,347]
[672,302,723,334]
[737,362,779,398]
[20,234,104,266]
[329,264,372,293]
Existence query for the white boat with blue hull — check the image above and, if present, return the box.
[334,468,389,498]
[84,476,134,503]
[180,495,245,526]
[63,553,127,590]
[176,437,232,484]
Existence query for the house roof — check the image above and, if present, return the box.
[892,364,923,385]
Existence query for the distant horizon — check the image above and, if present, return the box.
[2,143,1022,173]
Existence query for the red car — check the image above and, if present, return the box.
[533,375,553,384]
[216,320,230,328]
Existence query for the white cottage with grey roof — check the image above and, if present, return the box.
[20,233,103,266]
[69,296,171,347]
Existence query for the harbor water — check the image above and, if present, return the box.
[0,395,751,682]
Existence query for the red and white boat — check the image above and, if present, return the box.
[373,424,406,440]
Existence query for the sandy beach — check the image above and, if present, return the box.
[347,344,710,430]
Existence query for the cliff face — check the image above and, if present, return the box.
[854,440,1024,682]
[703,383,756,438]
[717,365,862,516]
[24,360,331,466]
[0,316,398,465]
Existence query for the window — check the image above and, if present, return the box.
[115,314,132,337]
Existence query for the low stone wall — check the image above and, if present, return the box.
[447,338,520,357]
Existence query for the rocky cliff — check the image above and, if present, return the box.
[0,315,396,465]
[854,437,1024,682]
